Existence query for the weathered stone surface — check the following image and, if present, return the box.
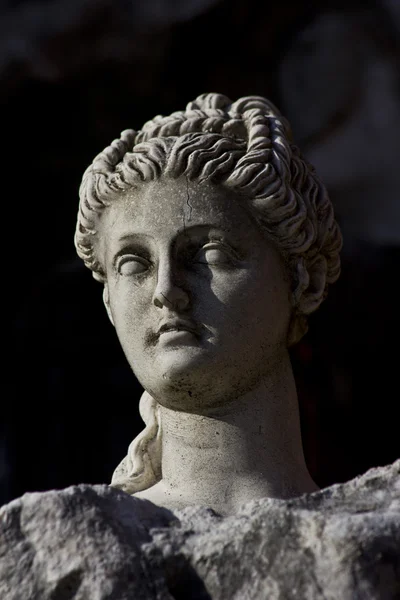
[1,460,399,599]
[0,485,176,599]
[76,93,342,514]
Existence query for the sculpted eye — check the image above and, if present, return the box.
[194,243,235,266]
[117,255,150,276]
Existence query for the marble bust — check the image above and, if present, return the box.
[75,93,342,515]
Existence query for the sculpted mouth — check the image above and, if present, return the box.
[158,319,199,337]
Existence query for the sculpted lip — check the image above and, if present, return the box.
[145,318,203,347]
[157,318,200,337]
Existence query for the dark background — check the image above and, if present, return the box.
[2,0,399,506]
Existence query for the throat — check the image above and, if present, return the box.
[155,370,318,513]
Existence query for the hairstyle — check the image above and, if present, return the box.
[75,93,342,494]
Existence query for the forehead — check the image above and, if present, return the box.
[99,176,262,242]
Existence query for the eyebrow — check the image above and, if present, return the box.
[116,232,153,244]
[115,224,229,244]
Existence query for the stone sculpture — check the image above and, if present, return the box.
[75,93,342,515]
[1,93,398,600]
[1,460,399,599]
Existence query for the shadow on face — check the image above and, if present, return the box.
[98,176,293,412]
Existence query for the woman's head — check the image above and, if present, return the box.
[76,93,342,350]
[76,93,342,494]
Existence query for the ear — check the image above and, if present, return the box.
[287,313,308,347]
[287,255,327,347]
[103,283,115,326]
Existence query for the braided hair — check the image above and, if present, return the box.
[75,93,342,494]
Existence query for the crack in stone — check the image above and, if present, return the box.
[160,292,172,306]
[185,175,193,222]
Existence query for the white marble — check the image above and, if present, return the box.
[75,93,342,514]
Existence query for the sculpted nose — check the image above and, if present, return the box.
[152,265,190,312]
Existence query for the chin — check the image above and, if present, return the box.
[141,355,227,413]
[158,346,211,377]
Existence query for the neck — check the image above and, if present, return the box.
[159,351,318,514]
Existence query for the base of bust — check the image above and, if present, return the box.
[133,473,320,516]
[1,461,398,599]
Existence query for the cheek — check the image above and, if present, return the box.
[214,269,291,342]
[109,280,150,338]
[209,267,289,312]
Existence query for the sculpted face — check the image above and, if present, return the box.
[98,177,292,412]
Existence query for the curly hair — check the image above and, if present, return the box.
[75,93,342,494]
[76,93,341,341]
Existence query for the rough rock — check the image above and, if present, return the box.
[1,460,399,600]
